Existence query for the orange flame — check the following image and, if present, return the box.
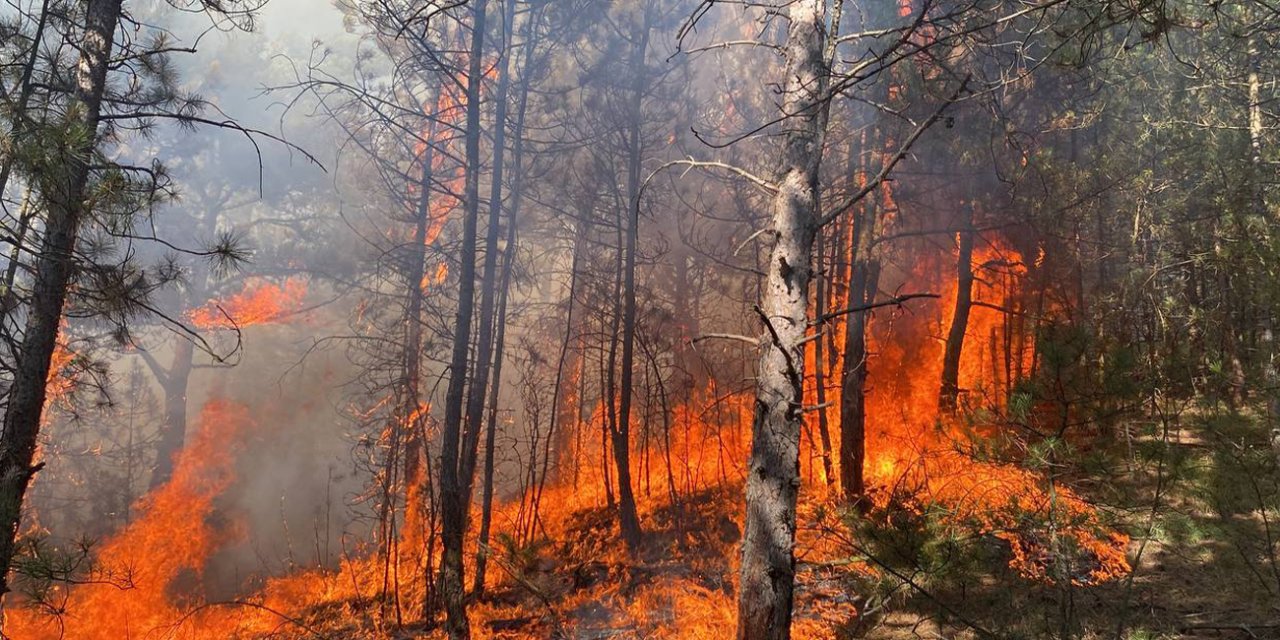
[187,278,307,330]
[7,400,254,638]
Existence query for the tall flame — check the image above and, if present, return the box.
[8,400,253,638]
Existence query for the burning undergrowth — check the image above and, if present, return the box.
[2,230,1130,639]
[8,399,256,638]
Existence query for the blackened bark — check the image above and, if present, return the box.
[403,121,437,500]
[940,212,975,413]
[475,0,530,594]
[528,205,590,544]
[0,0,122,598]
[838,197,878,504]
[459,0,509,508]
[405,112,439,620]
[148,337,194,489]
[736,2,828,638]
[0,0,51,303]
[473,216,515,597]
[613,12,650,554]
[438,0,488,636]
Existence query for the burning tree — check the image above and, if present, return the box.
[8,0,1280,638]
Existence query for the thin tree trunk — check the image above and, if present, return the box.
[475,0,532,591]
[839,213,878,505]
[405,110,441,620]
[737,2,828,638]
[0,0,122,599]
[812,228,835,486]
[404,117,438,510]
[613,13,650,554]
[940,210,975,413]
[0,0,51,202]
[459,0,509,512]
[1247,36,1280,437]
[0,1,53,310]
[838,143,881,505]
[473,219,514,597]
[529,215,586,543]
[3,187,36,302]
[438,1,488,636]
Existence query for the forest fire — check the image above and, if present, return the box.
[6,231,1129,638]
[8,0,1279,638]
[7,400,255,638]
[187,279,308,331]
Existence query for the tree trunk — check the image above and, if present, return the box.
[0,0,122,598]
[528,212,587,544]
[812,228,836,486]
[838,141,882,504]
[613,12,651,554]
[473,217,515,597]
[736,2,828,638]
[405,106,441,620]
[940,210,975,413]
[438,0,487,636]
[475,0,531,593]
[149,337,194,489]
[0,0,51,206]
[1246,37,1280,438]
[838,207,878,504]
[458,0,509,511]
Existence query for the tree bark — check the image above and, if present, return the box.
[613,10,651,554]
[940,210,975,413]
[0,0,51,209]
[148,337,194,489]
[475,0,531,594]
[812,228,836,486]
[438,0,488,636]
[0,0,122,598]
[459,0,509,509]
[838,196,878,504]
[405,104,442,620]
[736,2,828,638]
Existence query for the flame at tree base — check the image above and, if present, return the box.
[3,233,1131,638]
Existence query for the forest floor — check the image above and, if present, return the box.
[287,412,1280,640]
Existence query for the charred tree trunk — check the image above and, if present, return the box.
[0,0,122,598]
[405,109,442,620]
[148,337,194,489]
[737,2,828,638]
[473,217,515,597]
[838,196,878,505]
[603,249,621,512]
[529,213,587,543]
[404,118,439,510]
[0,0,51,307]
[459,0,509,510]
[475,0,530,594]
[438,0,488,636]
[940,210,975,413]
[613,13,650,554]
